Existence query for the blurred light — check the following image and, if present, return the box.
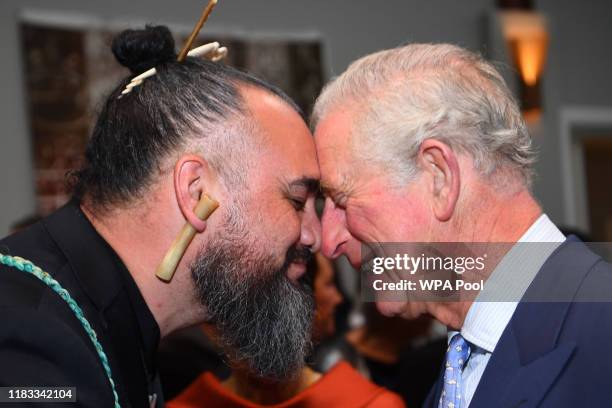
[499,10,548,120]
[513,37,547,85]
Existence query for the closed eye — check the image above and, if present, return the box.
[290,197,306,211]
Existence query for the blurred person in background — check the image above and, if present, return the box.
[314,300,446,408]
[312,252,344,342]
[345,308,445,408]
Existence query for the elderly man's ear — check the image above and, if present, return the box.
[174,154,214,232]
[418,139,461,222]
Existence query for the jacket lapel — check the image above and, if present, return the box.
[468,303,576,408]
[498,342,575,408]
[470,237,598,408]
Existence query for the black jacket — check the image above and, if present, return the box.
[0,201,162,407]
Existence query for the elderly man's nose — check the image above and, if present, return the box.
[321,198,348,259]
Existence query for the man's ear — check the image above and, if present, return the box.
[417,139,460,222]
[174,154,211,232]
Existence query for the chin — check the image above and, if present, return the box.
[375,301,405,317]
[376,300,425,320]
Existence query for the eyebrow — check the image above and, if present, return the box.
[287,176,320,194]
[320,175,350,198]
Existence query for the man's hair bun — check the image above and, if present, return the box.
[112,25,177,74]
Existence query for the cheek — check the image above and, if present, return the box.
[345,199,398,242]
[344,204,376,241]
[350,196,431,242]
[394,200,431,240]
[253,200,302,253]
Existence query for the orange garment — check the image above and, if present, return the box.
[168,362,405,408]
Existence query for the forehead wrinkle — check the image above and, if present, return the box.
[321,172,353,197]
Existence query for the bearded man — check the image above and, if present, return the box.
[0,25,320,407]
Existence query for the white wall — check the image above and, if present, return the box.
[534,0,612,230]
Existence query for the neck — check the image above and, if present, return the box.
[223,367,321,405]
[458,188,542,243]
[81,200,204,337]
[431,188,542,329]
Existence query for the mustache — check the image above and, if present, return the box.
[286,245,314,265]
[285,246,317,290]
[278,245,315,290]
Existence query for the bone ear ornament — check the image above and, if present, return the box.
[156,194,219,282]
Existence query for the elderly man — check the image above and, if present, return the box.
[312,43,612,407]
[0,26,320,407]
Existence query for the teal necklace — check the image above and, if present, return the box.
[0,253,121,408]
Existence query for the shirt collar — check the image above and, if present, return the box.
[451,214,565,352]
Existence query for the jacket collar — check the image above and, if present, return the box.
[42,200,161,405]
[43,200,123,311]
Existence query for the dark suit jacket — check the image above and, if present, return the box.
[424,237,612,407]
[0,202,162,407]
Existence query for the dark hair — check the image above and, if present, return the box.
[73,25,301,211]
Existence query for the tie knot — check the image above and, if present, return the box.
[447,333,471,369]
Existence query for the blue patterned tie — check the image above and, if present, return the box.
[439,333,471,408]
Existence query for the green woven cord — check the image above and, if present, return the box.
[0,253,121,408]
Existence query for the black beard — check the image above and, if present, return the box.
[191,227,314,382]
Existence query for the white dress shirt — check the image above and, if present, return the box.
[447,214,566,407]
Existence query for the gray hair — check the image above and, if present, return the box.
[312,43,535,188]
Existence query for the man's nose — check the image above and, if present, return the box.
[301,205,321,254]
[321,197,350,259]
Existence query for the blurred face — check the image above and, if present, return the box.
[314,106,435,318]
[192,87,321,381]
[312,253,343,340]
